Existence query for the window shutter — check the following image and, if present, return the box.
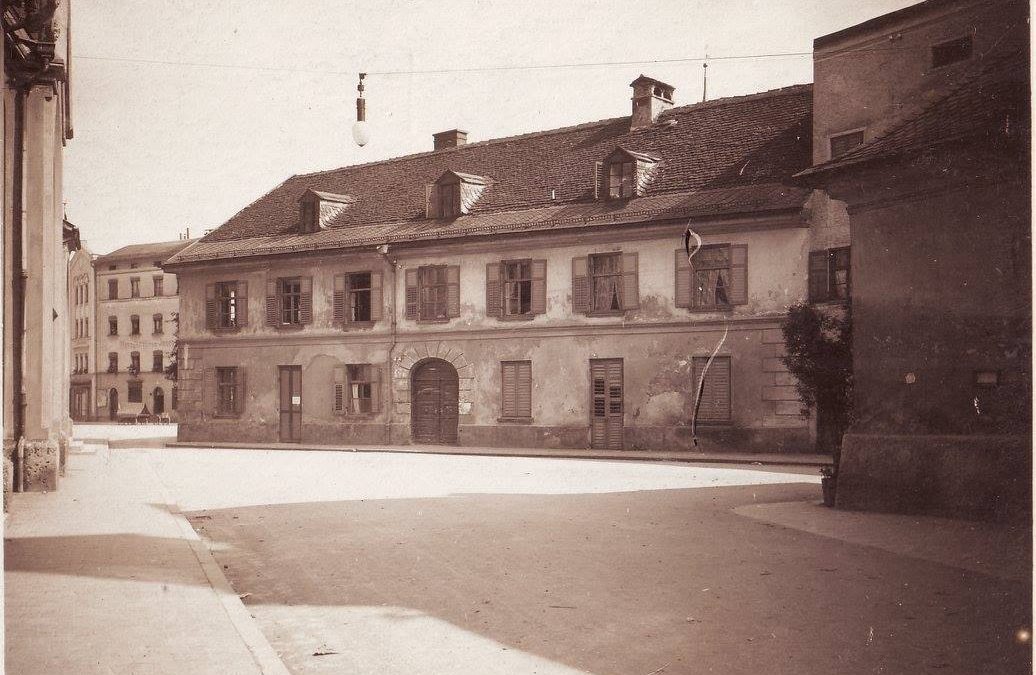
[333,365,345,413]
[371,365,383,413]
[808,250,829,302]
[370,272,384,322]
[572,256,589,314]
[300,276,313,324]
[517,361,532,418]
[425,184,437,219]
[237,281,249,327]
[205,284,217,330]
[333,274,347,324]
[265,279,278,326]
[446,265,461,318]
[621,252,639,310]
[486,263,502,318]
[501,362,517,418]
[692,356,731,422]
[531,259,547,315]
[235,368,246,415]
[404,269,419,320]
[729,245,748,305]
[204,368,217,416]
[593,161,604,200]
[674,249,692,308]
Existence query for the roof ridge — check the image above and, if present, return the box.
[97,238,198,259]
[294,82,814,181]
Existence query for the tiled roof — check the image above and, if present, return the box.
[196,84,812,249]
[96,239,197,264]
[169,183,809,264]
[798,51,1029,179]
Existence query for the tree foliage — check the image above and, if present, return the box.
[164,312,180,381]
[780,302,853,463]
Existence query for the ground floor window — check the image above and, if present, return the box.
[334,364,381,414]
[691,356,731,423]
[500,360,532,420]
[216,367,242,416]
[128,381,143,403]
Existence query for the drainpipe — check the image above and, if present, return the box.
[11,86,28,489]
[379,246,398,444]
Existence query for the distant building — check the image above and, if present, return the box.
[166,76,846,452]
[92,240,193,422]
[798,0,1030,519]
[68,246,96,421]
[3,1,77,493]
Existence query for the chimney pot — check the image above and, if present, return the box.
[630,75,676,130]
[433,129,468,151]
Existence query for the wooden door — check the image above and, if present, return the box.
[590,359,623,450]
[108,388,118,420]
[411,359,459,444]
[279,366,303,443]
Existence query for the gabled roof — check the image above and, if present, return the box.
[301,189,355,204]
[609,146,663,163]
[170,84,813,265]
[798,50,1029,180]
[96,239,197,265]
[438,170,488,185]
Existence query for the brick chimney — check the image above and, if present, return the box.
[433,129,468,151]
[630,75,675,129]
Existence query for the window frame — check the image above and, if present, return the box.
[829,129,865,159]
[347,271,373,323]
[499,360,533,422]
[216,281,240,329]
[691,355,732,424]
[588,252,624,315]
[127,380,143,404]
[418,265,450,322]
[108,316,118,336]
[153,313,163,334]
[107,279,118,300]
[108,352,118,373]
[689,244,734,311]
[130,315,140,335]
[130,277,141,298]
[153,275,164,297]
[809,247,851,304]
[278,277,303,325]
[333,363,381,416]
[438,182,461,219]
[129,351,140,374]
[501,259,533,319]
[215,367,240,418]
[608,160,635,199]
[152,350,163,373]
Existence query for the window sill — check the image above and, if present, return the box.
[273,323,306,330]
[212,413,242,419]
[340,321,376,329]
[334,412,378,418]
[586,311,626,318]
[498,417,533,424]
[498,314,536,322]
[210,326,242,334]
[415,318,452,324]
[684,305,736,314]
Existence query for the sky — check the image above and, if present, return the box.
[66,0,918,255]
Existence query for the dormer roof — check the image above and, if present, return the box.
[437,170,488,186]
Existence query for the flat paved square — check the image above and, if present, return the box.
[148,448,1031,675]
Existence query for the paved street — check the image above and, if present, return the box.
[6,440,1031,674]
[151,447,1029,675]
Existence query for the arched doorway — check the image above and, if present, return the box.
[108,388,119,420]
[411,358,459,444]
[153,387,165,415]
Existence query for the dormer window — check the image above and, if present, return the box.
[609,160,635,199]
[427,170,487,219]
[597,147,660,201]
[298,189,354,233]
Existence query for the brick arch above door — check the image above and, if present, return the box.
[392,343,475,418]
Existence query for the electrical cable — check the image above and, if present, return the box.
[685,224,729,448]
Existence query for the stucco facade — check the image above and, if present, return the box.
[92,241,191,422]
[68,247,95,420]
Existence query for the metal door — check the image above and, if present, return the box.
[411,359,459,444]
[590,359,623,450]
[279,366,303,443]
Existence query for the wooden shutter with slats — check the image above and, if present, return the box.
[692,356,731,422]
[234,368,246,415]
[486,263,502,318]
[502,362,517,418]
[446,265,461,317]
[371,365,383,413]
[204,368,217,416]
[404,269,419,320]
[572,257,589,314]
[590,359,623,450]
[236,282,248,327]
[728,245,748,305]
[333,365,346,413]
[530,260,547,315]
[205,284,217,330]
[516,361,532,418]
[299,277,313,324]
[593,161,604,200]
[621,252,639,310]
[370,272,383,321]
[808,250,829,302]
[333,274,347,324]
[675,249,692,308]
[265,279,278,326]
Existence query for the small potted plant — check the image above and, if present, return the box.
[820,465,837,507]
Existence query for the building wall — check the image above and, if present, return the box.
[68,248,95,420]
[176,219,815,452]
[812,0,1028,164]
[94,257,181,420]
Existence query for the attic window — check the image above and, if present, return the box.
[932,35,972,68]
[829,130,864,159]
[597,147,660,201]
[609,161,635,199]
[298,189,354,233]
[439,183,461,218]
[427,170,487,219]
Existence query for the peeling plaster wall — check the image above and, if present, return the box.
[176,224,813,452]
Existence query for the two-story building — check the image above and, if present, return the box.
[167,76,840,453]
[93,240,193,422]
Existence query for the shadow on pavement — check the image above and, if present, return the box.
[184,482,1031,675]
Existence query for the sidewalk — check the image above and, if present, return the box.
[167,440,831,467]
[4,446,288,675]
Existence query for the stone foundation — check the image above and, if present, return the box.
[19,439,60,492]
[837,433,1031,521]
[3,457,12,512]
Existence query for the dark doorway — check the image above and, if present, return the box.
[153,387,165,415]
[590,358,623,450]
[108,388,119,421]
[411,359,459,444]
[279,366,303,443]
